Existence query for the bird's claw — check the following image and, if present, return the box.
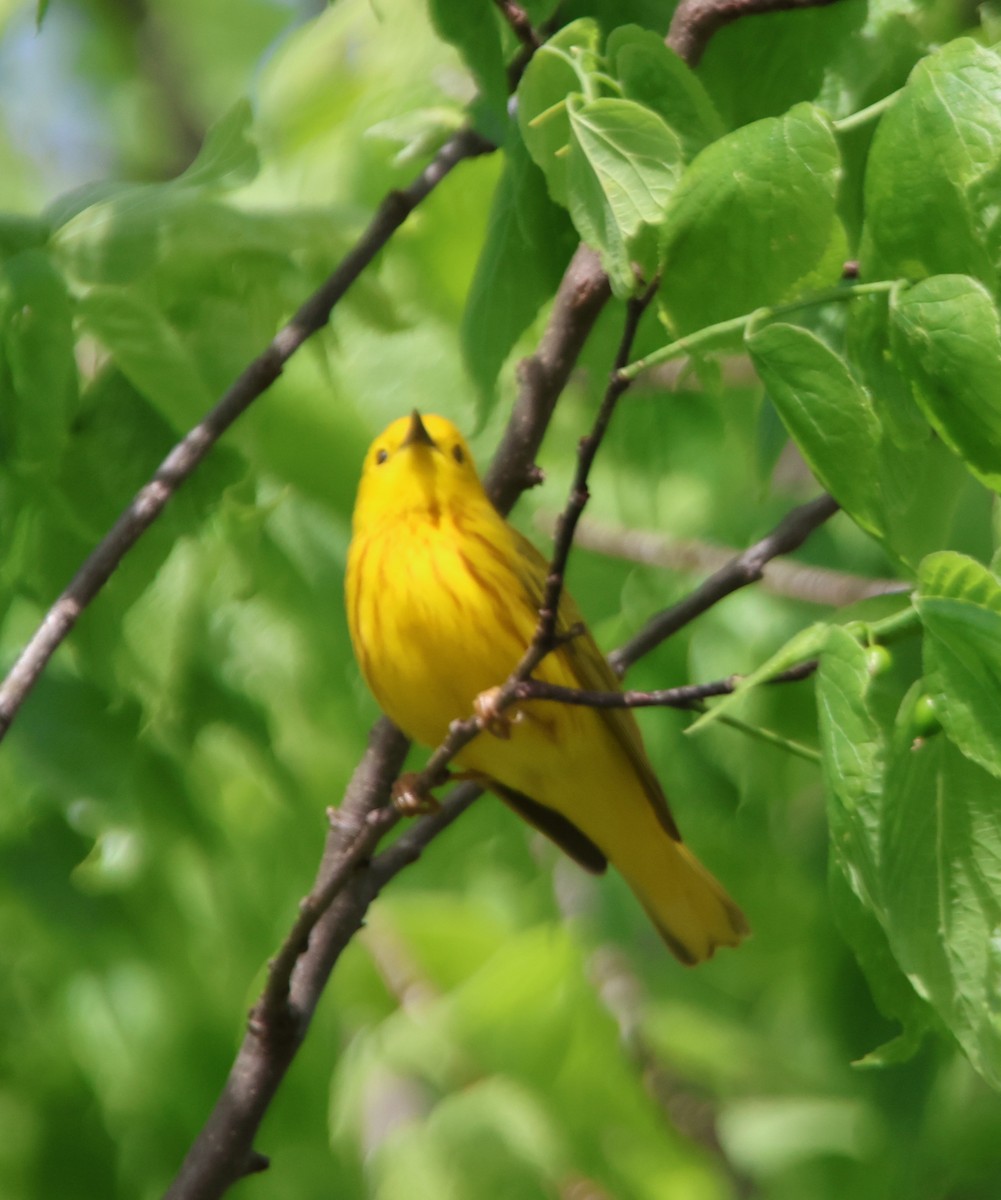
[474,686,520,740]
[391,772,441,816]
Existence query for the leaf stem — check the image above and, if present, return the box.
[832,90,901,135]
[711,712,821,764]
[845,605,921,645]
[620,279,900,381]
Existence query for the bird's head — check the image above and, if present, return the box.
[352,410,486,533]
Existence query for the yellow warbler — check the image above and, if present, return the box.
[346,411,748,963]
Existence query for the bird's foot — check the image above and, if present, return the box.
[391,772,441,816]
[474,686,521,740]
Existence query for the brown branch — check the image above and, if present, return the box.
[667,0,845,65]
[536,277,660,644]
[609,493,841,675]
[493,0,554,91]
[368,782,483,889]
[163,755,483,1200]
[0,125,494,747]
[515,659,819,711]
[492,0,541,51]
[485,245,612,511]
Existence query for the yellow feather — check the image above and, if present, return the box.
[346,411,748,963]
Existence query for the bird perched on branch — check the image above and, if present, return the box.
[346,410,748,963]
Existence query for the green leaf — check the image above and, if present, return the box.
[461,131,575,402]
[0,214,49,259]
[51,183,167,284]
[427,0,508,123]
[366,106,467,167]
[78,286,215,428]
[818,625,1001,1092]
[817,628,886,900]
[881,718,1001,1092]
[516,18,602,207]
[660,103,841,333]
[891,275,1001,493]
[862,39,1001,283]
[55,373,176,538]
[687,621,832,734]
[695,0,866,129]
[829,869,932,1070]
[49,109,259,290]
[749,319,969,566]
[566,96,683,296]
[0,250,77,477]
[747,323,883,536]
[176,101,260,190]
[427,0,506,122]
[605,25,724,162]
[568,98,681,235]
[917,552,1001,781]
[369,1078,564,1200]
[818,637,941,1070]
[845,295,932,450]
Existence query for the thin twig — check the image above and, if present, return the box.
[0,125,494,746]
[368,783,483,888]
[536,277,661,645]
[514,658,819,710]
[610,494,841,675]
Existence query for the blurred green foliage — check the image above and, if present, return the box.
[4,1,1001,1198]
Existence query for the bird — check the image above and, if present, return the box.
[345,410,748,963]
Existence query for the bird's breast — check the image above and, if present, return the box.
[348,514,534,747]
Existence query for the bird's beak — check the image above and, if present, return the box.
[401,409,437,450]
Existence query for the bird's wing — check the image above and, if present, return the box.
[510,528,682,842]
[488,780,608,873]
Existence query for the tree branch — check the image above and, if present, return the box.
[610,493,842,675]
[0,125,494,746]
[667,0,845,64]
[485,244,612,512]
[536,277,660,644]
[492,0,541,51]
[514,658,820,711]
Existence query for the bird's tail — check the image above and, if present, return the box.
[624,834,749,964]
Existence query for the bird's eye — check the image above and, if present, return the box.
[375,448,388,465]
[452,444,464,464]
